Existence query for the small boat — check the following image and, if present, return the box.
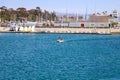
[57,38,64,43]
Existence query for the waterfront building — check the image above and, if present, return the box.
[72,14,118,28]
[85,15,114,28]
[54,14,116,28]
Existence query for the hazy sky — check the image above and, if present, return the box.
[0,0,119,14]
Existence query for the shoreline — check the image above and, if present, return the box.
[0,27,120,34]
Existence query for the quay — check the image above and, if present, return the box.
[0,27,120,34]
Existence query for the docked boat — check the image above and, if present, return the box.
[57,38,64,43]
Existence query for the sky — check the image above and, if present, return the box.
[0,0,120,14]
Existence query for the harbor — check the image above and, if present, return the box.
[1,0,120,80]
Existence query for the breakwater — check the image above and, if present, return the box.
[1,27,120,34]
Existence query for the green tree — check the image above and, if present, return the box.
[36,7,42,21]
[51,11,57,21]
[16,7,28,21]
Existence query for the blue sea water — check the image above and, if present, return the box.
[0,33,120,80]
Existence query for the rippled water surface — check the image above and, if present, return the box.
[0,33,120,80]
